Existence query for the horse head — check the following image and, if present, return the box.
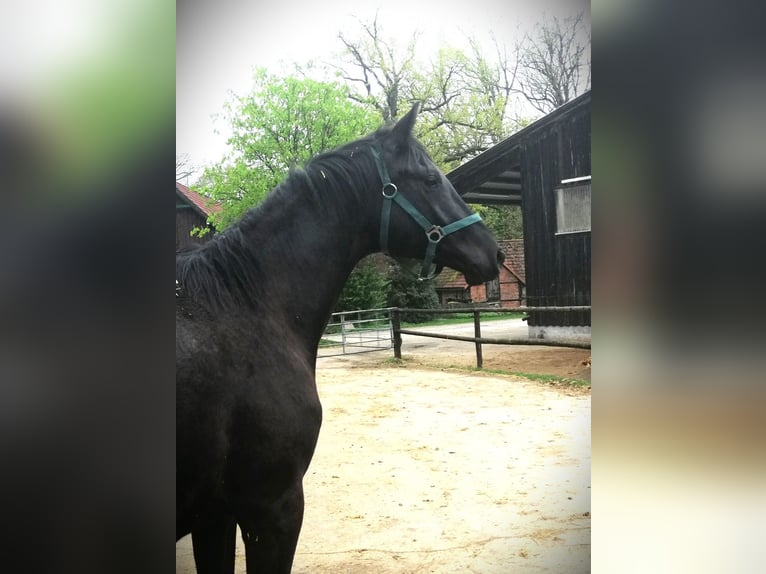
[368,103,503,285]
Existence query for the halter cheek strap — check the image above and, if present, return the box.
[370,145,482,280]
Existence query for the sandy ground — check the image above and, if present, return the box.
[177,330,591,573]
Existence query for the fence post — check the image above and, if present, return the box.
[391,308,402,359]
[473,310,483,368]
[340,313,347,354]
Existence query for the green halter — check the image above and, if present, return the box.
[370,145,482,280]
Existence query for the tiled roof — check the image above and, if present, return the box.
[176,182,222,218]
[498,239,525,283]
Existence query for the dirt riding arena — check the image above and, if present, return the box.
[177,343,591,573]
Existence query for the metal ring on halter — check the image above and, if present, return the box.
[382,182,398,198]
[426,225,445,243]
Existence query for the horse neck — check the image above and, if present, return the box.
[238,163,378,346]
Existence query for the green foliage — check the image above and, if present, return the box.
[411,45,512,170]
[189,225,211,238]
[337,257,452,320]
[194,69,380,229]
[475,204,524,239]
[335,256,390,313]
[188,28,552,238]
[385,261,439,323]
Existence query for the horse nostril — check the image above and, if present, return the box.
[497,249,506,265]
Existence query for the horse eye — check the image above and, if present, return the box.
[426,174,440,188]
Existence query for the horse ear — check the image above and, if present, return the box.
[391,102,420,143]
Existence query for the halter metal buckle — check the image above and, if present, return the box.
[382,183,398,198]
[426,225,445,243]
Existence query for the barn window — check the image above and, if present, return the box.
[485,278,500,301]
[555,177,591,235]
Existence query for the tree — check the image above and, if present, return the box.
[386,260,439,323]
[477,204,524,239]
[412,35,527,169]
[195,69,379,228]
[334,256,390,313]
[335,18,529,170]
[517,13,591,114]
[336,15,419,122]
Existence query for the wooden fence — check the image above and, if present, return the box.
[391,306,591,368]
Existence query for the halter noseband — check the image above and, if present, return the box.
[370,145,482,281]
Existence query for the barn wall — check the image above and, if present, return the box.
[468,267,524,308]
[498,279,523,308]
[176,206,213,251]
[520,97,591,328]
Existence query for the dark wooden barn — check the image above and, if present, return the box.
[176,182,222,251]
[447,91,591,340]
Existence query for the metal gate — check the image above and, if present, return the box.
[317,307,394,358]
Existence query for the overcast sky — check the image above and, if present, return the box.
[177,0,588,181]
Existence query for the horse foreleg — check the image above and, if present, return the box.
[239,481,305,574]
[191,512,237,574]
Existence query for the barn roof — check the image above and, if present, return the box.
[447,91,591,206]
[176,182,222,219]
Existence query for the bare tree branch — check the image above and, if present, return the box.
[336,14,421,121]
[176,154,197,183]
[517,12,590,114]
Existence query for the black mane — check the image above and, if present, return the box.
[175,131,387,313]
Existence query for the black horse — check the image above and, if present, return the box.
[176,104,502,573]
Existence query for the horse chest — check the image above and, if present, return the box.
[182,350,320,448]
